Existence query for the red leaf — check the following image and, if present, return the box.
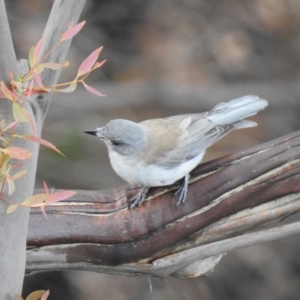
[40,205,47,218]
[43,181,49,194]
[2,121,17,132]
[2,146,32,160]
[0,89,5,98]
[94,59,106,69]
[83,82,105,97]
[0,81,15,101]
[24,110,37,136]
[26,80,34,97]
[77,47,103,77]
[41,290,50,300]
[47,190,77,205]
[61,21,86,40]
[22,87,50,96]
[34,71,43,87]
[20,135,64,156]
[34,38,44,60]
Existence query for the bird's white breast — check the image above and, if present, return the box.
[108,150,205,187]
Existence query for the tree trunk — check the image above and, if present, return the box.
[0,1,85,298]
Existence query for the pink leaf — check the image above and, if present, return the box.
[0,89,5,98]
[0,81,15,101]
[2,121,17,132]
[46,190,77,205]
[40,205,47,218]
[43,181,49,194]
[24,109,37,136]
[83,82,105,97]
[25,79,35,97]
[43,62,63,70]
[2,146,32,160]
[34,38,44,60]
[77,47,103,77]
[19,135,64,156]
[94,59,107,69]
[34,71,43,87]
[41,290,50,300]
[61,21,86,40]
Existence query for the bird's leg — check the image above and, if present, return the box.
[175,174,190,206]
[128,186,150,209]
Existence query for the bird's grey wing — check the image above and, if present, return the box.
[140,118,191,168]
[185,117,234,160]
[160,115,234,166]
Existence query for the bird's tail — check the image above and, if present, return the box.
[206,95,268,129]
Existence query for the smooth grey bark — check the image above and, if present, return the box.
[0,2,32,299]
[0,1,85,299]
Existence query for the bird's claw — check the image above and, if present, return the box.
[128,186,150,209]
[174,174,190,206]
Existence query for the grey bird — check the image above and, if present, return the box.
[85,95,268,208]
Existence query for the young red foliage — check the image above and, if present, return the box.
[77,46,103,77]
[1,146,32,160]
[61,20,86,41]
[33,38,44,61]
[83,82,105,97]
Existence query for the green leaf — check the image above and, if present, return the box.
[58,82,77,93]
[6,174,15,195]
[0,154,11,174]
[13,102,28,122]
[34,64,45,74]
[28,46,35,68]
[22,193,48,207]
[11,170,28,180]
[7,204,18,214]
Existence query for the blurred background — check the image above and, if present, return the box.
[5,0,300,299]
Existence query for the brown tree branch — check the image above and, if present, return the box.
[26,130,300,278]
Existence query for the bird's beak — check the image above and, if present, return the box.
[84,130,98,136]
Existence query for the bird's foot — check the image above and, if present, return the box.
[174,174,190,206]
[128,186,150,209]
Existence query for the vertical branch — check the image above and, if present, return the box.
[0,0,85,298]
[0,1,27,299]
[36,0,86,120]
[0,0,18,81]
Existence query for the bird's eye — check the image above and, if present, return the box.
[111,140,123,146]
